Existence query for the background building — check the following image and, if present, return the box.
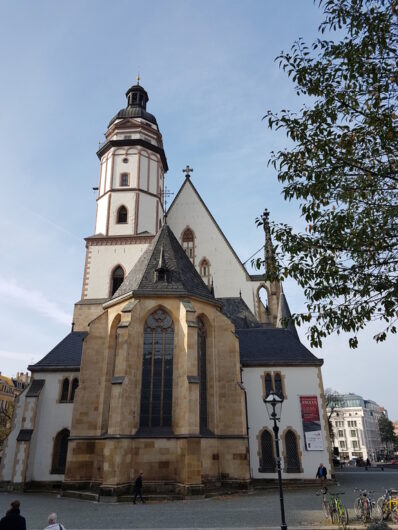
[328,393,386,461]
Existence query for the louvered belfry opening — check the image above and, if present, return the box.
[260,430,275,472]
[140,309,174,429]
[285,429,301,472]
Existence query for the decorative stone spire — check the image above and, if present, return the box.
[262,209,277,280]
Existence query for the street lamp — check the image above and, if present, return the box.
[264,390,287,530]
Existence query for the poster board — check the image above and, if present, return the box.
[300,395,324,451]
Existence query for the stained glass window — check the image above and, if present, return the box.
[140,309,174,428]
[182,228,194,263]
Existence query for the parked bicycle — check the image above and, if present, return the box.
[377,488,398,523]
[354,488,382,523]
[317,488,349,527]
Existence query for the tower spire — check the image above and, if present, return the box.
[262,209,277,280]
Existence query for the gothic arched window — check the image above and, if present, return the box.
[197,318,208,433]
[199,258,210,286]
[264,373,273,398]
[117,205,128,224]
[111,266,124,296]
[60,378,69,402]
[285,430,301,473]
[181,227,195,263]
[260,429,275,472]
[69,378,79,402]
[274,373,283,399]
[140,309,174,429]
[51,428,70,474]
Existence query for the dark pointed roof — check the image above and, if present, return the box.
[111,223,217,303]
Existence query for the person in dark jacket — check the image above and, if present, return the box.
[133,471,145,504]
[0,499,27,530]
[316,463,327,486]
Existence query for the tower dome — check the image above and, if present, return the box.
[108,83,158,127]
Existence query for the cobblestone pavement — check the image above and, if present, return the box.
[1,471,398,530]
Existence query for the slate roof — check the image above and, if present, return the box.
[218,297,260,329]
[237,328,322,366]
[108,106,157,127]
[26,379,45,397]
[28,332,88,372]
[111,223,216,303]
[276,290,300,340]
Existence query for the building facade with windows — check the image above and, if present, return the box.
[328,393,386,462]
[0,83,331,496]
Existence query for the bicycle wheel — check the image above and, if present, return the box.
[339,506,349,527]
[371,502,383,522]
[354,497,362,520]
[377,497,389,520]
[392,506,398,524]
[322,499,330,518]
[331,509,339,525]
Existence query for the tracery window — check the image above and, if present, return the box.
[117,205,128,223]
[263,371,285,400]
[285,430,301,473]
[139,309,174,428]
[69,378,79,402]
[197,318,208,433]
[60,378,69,402]
[181,227,195,264]
[111,266,124,296]
[260,429,276,472]
[51,428,70,474]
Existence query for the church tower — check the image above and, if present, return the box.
[78,81,168,313]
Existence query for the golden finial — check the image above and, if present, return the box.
[136,72,140,85]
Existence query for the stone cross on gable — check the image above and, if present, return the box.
[182,165,193,178]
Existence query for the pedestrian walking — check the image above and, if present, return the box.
[0,500,26,530]
[133,471,145,504]
[316,463,327,486]
[44,512,66,530]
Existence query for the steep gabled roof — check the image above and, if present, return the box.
[218,297,260,329]
[276,289,300,340]
[111,222,217,303]
[28,332,88,372]
[168,178,254,281]
[237,328,322,366]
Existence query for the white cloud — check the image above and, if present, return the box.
[0,277,70,326]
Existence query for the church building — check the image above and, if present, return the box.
[0,82,332,498]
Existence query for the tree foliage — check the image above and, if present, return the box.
[378,414,398,448]
[260,0,398,348]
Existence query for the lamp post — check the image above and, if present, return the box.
[264,390,287,530]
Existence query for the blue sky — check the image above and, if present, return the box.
[0,0,396,418]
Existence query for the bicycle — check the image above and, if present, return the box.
[377,488,398,523]
[354,488,382,523]
[317,488,348,526]
[329,491,349,527]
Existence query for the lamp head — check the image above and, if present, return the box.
[264,390,283,421]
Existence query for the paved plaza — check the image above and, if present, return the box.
[1,470,398,530]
